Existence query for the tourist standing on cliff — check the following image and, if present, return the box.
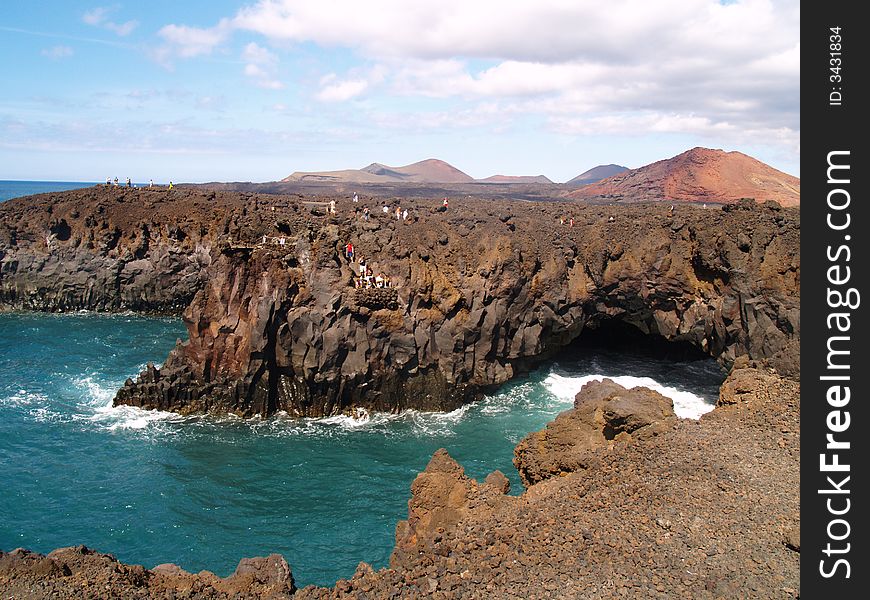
[443,197,449,210]
[395,206,401,220]
[353,193,358,203]
[402,209,408,221]
[346,242,354,261]
[329,199,336,214]
[359,257,367,277]
[169,181,173,190]
[363,206,369,221]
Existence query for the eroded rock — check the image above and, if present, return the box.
[514,379,677,487]
[0,187,800,417]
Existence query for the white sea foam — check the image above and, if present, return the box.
[29,406,64,423]
[318,407,373,428]
[2,389,49,408]
[542,373,715,420]
[479,381,538,414]
[405,403,474,436]
[253,401,475,438]
[72,376,115,407]
[89,403,180,431]
[67,375,182,431]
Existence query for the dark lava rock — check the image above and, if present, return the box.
[0,187,800,418]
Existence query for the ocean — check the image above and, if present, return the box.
[0,181,99,203]
[0,312,725,587]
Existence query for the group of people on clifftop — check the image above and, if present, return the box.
[323,191,454,222]
[104,178,172,189]
[345,242,391,289]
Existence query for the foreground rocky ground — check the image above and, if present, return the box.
[1,365,799,599]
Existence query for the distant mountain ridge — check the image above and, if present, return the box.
[284,159,557,184]
[284,159,475,184]
[567,148,800,207]
[280,150,799,205]
[566,164,629,186]
[478,175,553,184]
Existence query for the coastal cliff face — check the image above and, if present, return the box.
[0,187,229,312]
[1,187,799,417]
[115,196,799,417]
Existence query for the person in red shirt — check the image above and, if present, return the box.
[346,242,354,261]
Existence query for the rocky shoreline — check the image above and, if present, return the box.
[1,186,799,418]
[0,186,800,597]
[1,367,800,598]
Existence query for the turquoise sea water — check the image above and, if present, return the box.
[0,313,725,587]
[0,180,98,202]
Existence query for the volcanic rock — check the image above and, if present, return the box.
[567,147,800,207]
[513,378,677,487]
[0,185,800,417]
[0,546,295,599]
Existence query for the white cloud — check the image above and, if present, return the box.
[41,45,74,60]
[226,0,796,65]
[550,111,799,156]
[82,7,110,26]
[154,0,799,158]
[241,42,284,89]
[316,75,369,102]
[314,66,385,102]
[82,6,138,36]
[242,41,276,65]
[157,21,231,58]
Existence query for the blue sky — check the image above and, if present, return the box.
[1,1,799,183]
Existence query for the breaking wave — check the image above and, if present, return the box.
[542,373,716,419]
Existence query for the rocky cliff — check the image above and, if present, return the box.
[0,186,235,312]
[1,187,799,417]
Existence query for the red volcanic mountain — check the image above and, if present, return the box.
[283,159,474,184]
[567,148,800,207]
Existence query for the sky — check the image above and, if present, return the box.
[0,1,799,183]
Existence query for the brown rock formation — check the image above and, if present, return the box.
[513,378,677,487]
[0,186,221,312]
[392,450,513,566]
[0,546,295,599]
[1,186,799,417]
[113,195,799,417]
[567,147,800,207]
[295,369,800,598]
